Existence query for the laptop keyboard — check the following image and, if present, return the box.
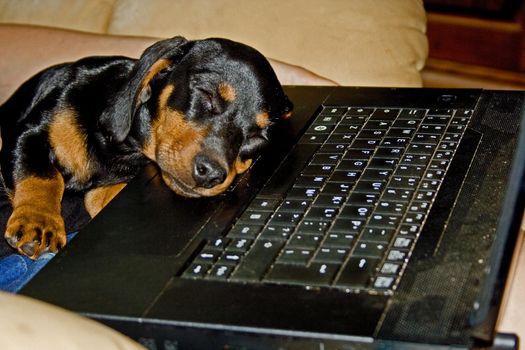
[182,106,473,293]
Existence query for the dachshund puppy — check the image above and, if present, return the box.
[0,36,293,259]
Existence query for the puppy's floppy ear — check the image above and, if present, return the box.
[99,36,190,143]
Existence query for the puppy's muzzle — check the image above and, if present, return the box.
[192,153,227,189]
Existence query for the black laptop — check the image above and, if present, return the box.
[20,87,525,349]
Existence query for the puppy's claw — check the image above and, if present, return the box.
[20,242,35,257]
[6,235,18,248]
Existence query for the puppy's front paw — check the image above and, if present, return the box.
[4,207,66,259]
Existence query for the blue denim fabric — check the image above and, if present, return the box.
[0,232,77,293]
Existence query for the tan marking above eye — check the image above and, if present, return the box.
[255,112,271,129]
[218,83,236,102]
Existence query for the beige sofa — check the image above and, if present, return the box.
[0,0,428,87]
[0,1,428,349]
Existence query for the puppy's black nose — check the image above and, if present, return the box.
[193,154,227,188]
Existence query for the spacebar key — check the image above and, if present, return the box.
[231,240,284,282]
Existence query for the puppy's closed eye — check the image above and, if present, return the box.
[199,89,223,115]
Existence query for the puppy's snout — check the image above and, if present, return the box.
[193,154,227,188]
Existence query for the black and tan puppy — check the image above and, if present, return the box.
[0,36,292,259]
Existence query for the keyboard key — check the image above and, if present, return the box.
[413,133,439,145]
[398,109,426,120]
[333,124,362,134]
[322,182,353,195]
[238,211,272,225]
[231,240,284,282]
[351,138,381,149]
[321,106,348,117]
[195,249,221,263]
[373,276,395,289]
[381,137,409,148]
[393,237,413,249]
[280,198,312,212]
[326,133,356,144]
[363,120,391,130]
[353,180,386,194]
[310,153,341,165]
[391,119,420,129]
[318,143,348,154]
[340,205,373,219]
[304,207,339,221]
[329,170,360,183]
[361,169,391,181]
[207,264,234,280]
[301,165,335,176]
[406,143,434,155]
[387,249,407,262]
[287,186,319,199]
[295,175,326,188]
[206,237,231,251]
[344,149,373,160]
[296,220,330,234]
[314,247,349,263]
[374,147,403,159]
[382,188,413,202]
[361,227,395,243]
[381,262,401,274]
[323,232,355,248]
[305,123,335,135]
[367,214,401,228]
[368,158,397,170]
[336,159,368,171]
[399,224,420,237]
[247,197,280,212]
[265,262,339,286]
[347,192,378,206]
[314,114,341,125]
[287,233,322,249]
[277,248,314,265]
[183,263,211,279]
[336,257,380,288]
[312,194,346,207]
[375,201,406,215]
[259,225,295,240]
[386,128,414,138]
[227,224,262,238]
[370,108,399,120]
[268,211,303,226]
[394,164,425,178]
[226,238,253,253]
[388,176,418,190]
[331,218,365,233]
[339,115,368,125]
[353,241,387,258]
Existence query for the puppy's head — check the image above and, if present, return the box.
[101,36,293,197]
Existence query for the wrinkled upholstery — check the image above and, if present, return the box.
[0,0,428,87]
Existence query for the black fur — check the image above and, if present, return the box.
[0,36,292,258]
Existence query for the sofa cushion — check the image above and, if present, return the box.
[0,0,428,87]
[108,0,428,87]
[0,0,115,33]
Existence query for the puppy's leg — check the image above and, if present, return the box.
[84,183,127,218]
[5,172,66,259]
